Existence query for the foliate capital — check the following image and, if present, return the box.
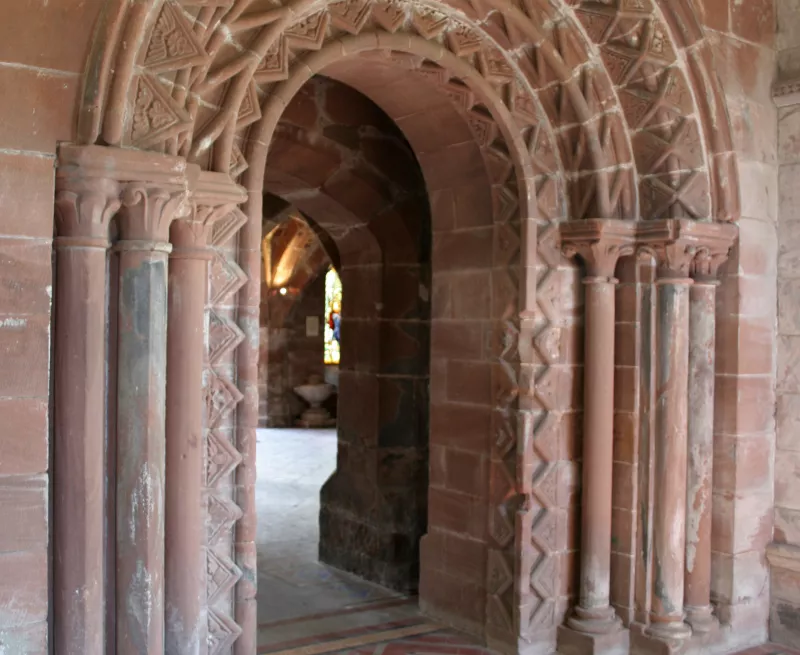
[54,182,120,245]
[119,182,189,243]
[560,219,636,279]
[637,219,737,281]
[690,228,738,282]
[55,146,123,243]
[56,144,195,244]
[170,171,247,253]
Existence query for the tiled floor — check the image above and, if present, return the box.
[253,429,797,655]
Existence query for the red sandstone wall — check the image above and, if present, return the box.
[775,6,800,538]
[771,0,800,645]
[694,0,778,643]
[0,1,102,649]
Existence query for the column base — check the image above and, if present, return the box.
[634,619,692,655]
[567,605,623,634]
[684,605,718,635]
[644,612,692,642]
[557,624,629,655]
[644,622,692,642]
[630,630,685,655]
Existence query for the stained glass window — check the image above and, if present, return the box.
[324,267,342,365]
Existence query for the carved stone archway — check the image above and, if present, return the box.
[51,0,742,654]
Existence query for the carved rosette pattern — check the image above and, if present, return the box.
[202,205,248,653]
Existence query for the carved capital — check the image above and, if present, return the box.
[119,183,189,243]
[170,171,247,253]
[54,182,120,246]
[55,146,124,244]
[57,144,195,245]
[560,219,636,279]
[637,219,737,281]
[654,240,696,279]
[690,224,738,282]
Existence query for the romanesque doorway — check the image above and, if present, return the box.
[52,1,745,653]
[253,78,435,645]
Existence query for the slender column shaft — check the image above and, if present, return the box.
[53,240,109,655]
[52,171,119,655]
[115,181,186,655]
[558,221,635,648]
[575,277,618,620]
[684,279,719,633]
[164,171,245,654]
[165,242,210,655]
[106,249,120,655]
[115,240,171,655]
[647,276,693,640]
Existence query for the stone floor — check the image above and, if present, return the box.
[255,427,395,627]
[253,428,798,655]
[256,428,431,654]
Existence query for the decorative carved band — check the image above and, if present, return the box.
[560,219,637,279]
[561,219,737,280]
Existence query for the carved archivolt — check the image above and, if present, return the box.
[80,0,739,224]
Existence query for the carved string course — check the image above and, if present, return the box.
[69,0,741,652]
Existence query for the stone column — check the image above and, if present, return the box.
[115,158,190,655]
[53,146,120,654]
[684,236,734,634]
[647,233,695,642]
[559,220,634,654]
[684,271,718,634]
[165,171,245,655]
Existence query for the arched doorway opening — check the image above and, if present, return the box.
[243,47,545,652]
[260,77,440,644]
[258,215,341,431]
